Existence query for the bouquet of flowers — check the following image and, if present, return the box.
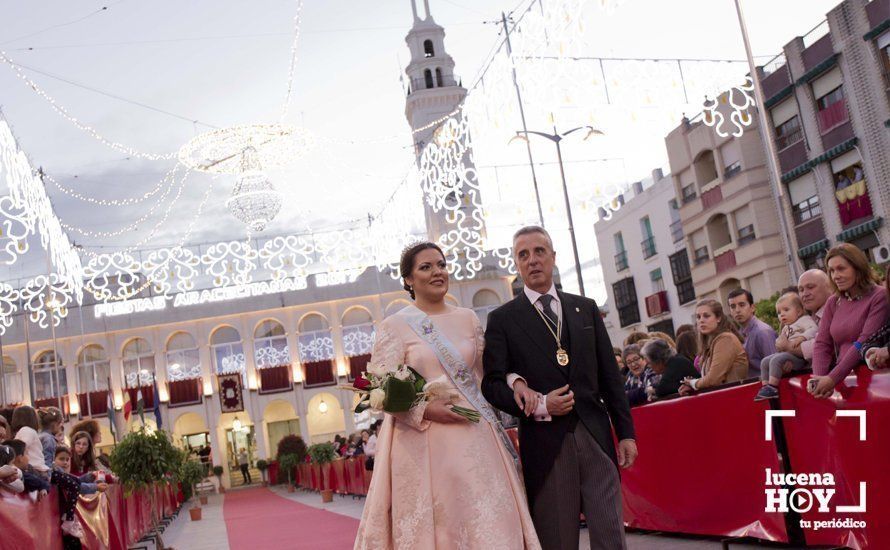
[343,363,480,422]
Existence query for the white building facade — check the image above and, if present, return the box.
[595,168,697,345]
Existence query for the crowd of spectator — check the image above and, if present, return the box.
[0,407,115,548]
[617,243,890,406]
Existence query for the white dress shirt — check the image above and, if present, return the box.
[505,284,562,421]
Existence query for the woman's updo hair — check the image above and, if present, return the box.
[399,241,445,300]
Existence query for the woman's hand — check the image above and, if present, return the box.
[866,347,889,368]
[96,482,108,492]
[808,375,835,399]
[422,399,469,424]
[512,379,539,416]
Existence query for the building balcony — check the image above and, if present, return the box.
[645,290,670,317]
[802,34,834,74]
[866,0,889,30]
[258,365,293,394]
[693,246,709,266]
[762,64,792,101]
[700,184,723,211]
[670,220,684,243]
[817,99,849,135]
[168,379,203,407]
[714,248,738,275]
[33,395,71,416]
[615,250,629,271]
[821,120,855,151]
[777,139,808,174]
[794,218,827,248]
[407,73,461,94]
[77,390,109,417]
[641,237,657,259]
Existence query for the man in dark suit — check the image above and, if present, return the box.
[482,225,637,550]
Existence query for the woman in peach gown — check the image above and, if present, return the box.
[354,243,540,550]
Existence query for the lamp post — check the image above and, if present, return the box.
[510,122,604,297]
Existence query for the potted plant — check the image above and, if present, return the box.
[212,465,225,494]
[277,453,302,493]
[308,442,339,503]
[179,459,206,521]
[256,459,269,487]
[110,427,182,538]
[276,435,307,491]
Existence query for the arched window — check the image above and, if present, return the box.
[77,345,109,393]
[298,314,335,387]
[472,289,502,329]
[122,338,154,388]
[33,350,67,401]
[423,39,434,58]
[254,320,289,368]
[2,356,22,407]
[424,69,434,89]
[211,326,246,382]
[435,67,443,87]
[693,150,718,187]
[706,213,733,252]
[76,345,109,416]
[341,308,375,381]
[166,332,201,381]
[254,319,291,393]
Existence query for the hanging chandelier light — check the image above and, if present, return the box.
[224,146,282,232]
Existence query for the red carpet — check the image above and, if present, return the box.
[223,488,359,549]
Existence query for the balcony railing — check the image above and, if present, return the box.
[615,250,629,271]
[817,98,849,134]
[778,139,808,174]
[258,365,293,394]
[694,246,709,265]
[168,379,202,407]
[641,237,657,259]
[670,220,684,243]
[715,249,738,274]
[681,186,697,205]
[77,390,109,417]
[645,290,670,317]
[801,30,833,72]
[701,185,723,211]
[407,73,460,94]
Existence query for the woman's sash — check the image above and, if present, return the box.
[397,305,521,471]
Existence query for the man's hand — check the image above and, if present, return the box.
[423,399,469,423]
[617,439,638,469]
[545,384,574,416]
[808,375,835,399]
[96,482,108,493]
[512,379,539,417]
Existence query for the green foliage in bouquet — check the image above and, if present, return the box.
[212,465,224,479]
[256,459,269,471]
[276,434,308,462]
[308,442,339,465]
[277,452,302,485]
[110,427,181,494]
[179,459,205,502]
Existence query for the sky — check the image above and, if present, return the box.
[0,0,841,299]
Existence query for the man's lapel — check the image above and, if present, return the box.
[559,292,588,374]
[510,295,564,371]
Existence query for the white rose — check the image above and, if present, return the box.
[369,388,386,411]
[367,362,389,378]
[393,366,411,381]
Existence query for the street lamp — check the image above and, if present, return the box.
[510,122,604,297]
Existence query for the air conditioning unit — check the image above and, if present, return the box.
[873,244,890,264]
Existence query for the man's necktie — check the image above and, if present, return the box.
[538,294,559,327]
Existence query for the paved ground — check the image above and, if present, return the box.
[162,486,810,549]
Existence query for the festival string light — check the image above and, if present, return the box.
[279,0,305,122]
[0,51,176,161]
[703,76,755,137]
[59,164,189,238]
[42,165,176,207]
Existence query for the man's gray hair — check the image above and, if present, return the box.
[641,338,675,365]
[512,225,554,250]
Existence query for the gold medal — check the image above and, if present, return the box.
[534,298,569,367]
[556,348,570,366]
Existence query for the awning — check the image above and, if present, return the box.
[781,137,858,183]
[797,239,829,259]
[796,54,840,86]
[836,217,883,242]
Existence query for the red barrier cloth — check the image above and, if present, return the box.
[268,461,279,485]
[0,491,63,550]
[778,371,889,550]
[258,365,291,393]
[620,382,788,542]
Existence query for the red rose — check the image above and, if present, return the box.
[353,375,371,390]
